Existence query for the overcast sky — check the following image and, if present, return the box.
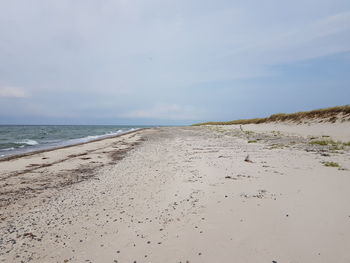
[0,0,349,125]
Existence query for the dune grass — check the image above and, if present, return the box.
[193,105,350,126]
[309,139,350,150]
[323,161,340,168]
[309,140,338,146]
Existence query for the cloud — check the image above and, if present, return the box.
[121,103,202,120]
[215,11,350,70]
[0,86,30,98]
[0,0,349,124]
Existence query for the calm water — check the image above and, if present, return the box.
[0,125,149,158]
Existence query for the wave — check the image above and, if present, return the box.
[0,140,39,151]
[71,128,137,144]
[0,127,140,158]
[2,147,15,151]
[15,139,39,146]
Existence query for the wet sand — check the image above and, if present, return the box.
[1,126,350,262]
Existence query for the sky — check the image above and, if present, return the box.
[0,0,349,125]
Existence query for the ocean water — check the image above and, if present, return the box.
[0,125,148,158]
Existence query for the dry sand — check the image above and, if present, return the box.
[225,121,350,142]
[1,125,350,263]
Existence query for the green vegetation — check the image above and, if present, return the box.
[331,145,345,151]
[248,140,257,143]
[268,144,285,149]
[193,105,350,126]
[309,139,348,150]
[310,140,338,146]
[323,162,340,168]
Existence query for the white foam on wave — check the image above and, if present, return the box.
[68,128,137,145]
[2,147,15,151]
[82,135,100,141]
[15,139,39,146]
[0,127,142,158]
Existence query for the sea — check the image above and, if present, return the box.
[0,125,149,158]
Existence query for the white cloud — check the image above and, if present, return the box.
[0,86,30,98]
[121,103,202,120]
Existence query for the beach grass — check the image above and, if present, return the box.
[193,105,350,126]
[309,139,349,150]
[309,140,338,146]
[323,161,340,168]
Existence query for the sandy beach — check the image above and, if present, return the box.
[1,124,350,263]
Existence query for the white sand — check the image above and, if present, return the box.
[224,121,350,142]
[1,126,350,263]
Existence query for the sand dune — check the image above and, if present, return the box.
[224,121,350,142]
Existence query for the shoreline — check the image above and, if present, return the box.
[0,128,149,208]
[0,128,148,162]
